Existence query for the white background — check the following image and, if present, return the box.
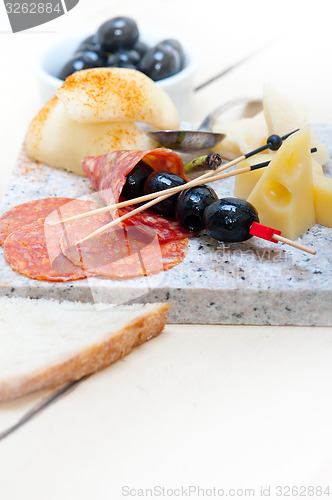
[1,1,332,498]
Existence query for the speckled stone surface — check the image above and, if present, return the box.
[1,125,331,325]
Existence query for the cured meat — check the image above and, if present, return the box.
[82,148,186,206]
[159,239,188,271]
[0,197,74,246]
[81,148,193,242]
[118,205,193,242]
[60,209,188,278]
[3,199,105,282]
[4,219,86,282]
[3,195,188,282]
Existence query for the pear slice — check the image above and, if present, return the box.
[247,126,315,240]
[26,97,157,176]
[56,67,180,130]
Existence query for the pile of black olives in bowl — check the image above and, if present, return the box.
[122,162,260,243]
[58,16,185,82]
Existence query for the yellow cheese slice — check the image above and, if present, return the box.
[312,160,324,176]
[263,83,330,165]
[263,83,307,135]
[233,154,274,199]
[247,126,315,239]
[212,111,267,160]
[234,155,332,229]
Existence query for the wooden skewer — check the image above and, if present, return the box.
[49,154,246,227]
[76,193,317,255]
[51,129,301,228]
[76,155,318,254]
[75,193,173,245]
[74,162,265,244]
[75,159,317,252]
[76,153,320,247]
[272,234,316,255]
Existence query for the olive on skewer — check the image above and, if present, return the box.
[175,190,260,243]
[121,166,315,252]
[121,160,154,200]
[61,132,298,228]
[203,198,259,242]
[175,185,218,232]
[143,171,187,216]
[67,131,316,254]
[122,167,259,243]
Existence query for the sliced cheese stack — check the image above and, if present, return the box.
[234,128,332,234]
[263,83,329,166]
[25,68,180,176]
[212,84,330,167]
[211,111,268,161]
[247,126,315,240]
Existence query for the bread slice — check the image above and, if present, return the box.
[0,297,169,403]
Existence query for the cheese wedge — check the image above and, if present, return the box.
[247,126,315,239]
[234,154,332,230]
[263,83,306,135]
[212,111,267,160]
[233,154,274,199]
[263,83,330,166]
[212,85,329,165]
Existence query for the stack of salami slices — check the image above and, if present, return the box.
[0,149,192,282]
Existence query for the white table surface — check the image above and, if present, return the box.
[1,1,332,498]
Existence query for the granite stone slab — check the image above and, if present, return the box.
[1,125,331,325]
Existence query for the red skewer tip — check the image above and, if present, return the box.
[249,221,281,244]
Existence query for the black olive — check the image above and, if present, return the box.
[133,40,150,58]
[74,50,105,64]
[156,39,185,68]
[107,49,141,69]
[121,161,154,200]
[58,51,105,80]
[203,198,259,242]
[138,45,182,81]
[97,17,139,52]
[75,35,110,61]
[175,185,217,232]
[143,171,187,217]
[75,35,102,54]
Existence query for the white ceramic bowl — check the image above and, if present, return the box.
[34,27,199,121]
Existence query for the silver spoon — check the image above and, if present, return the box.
[147,98,262,152]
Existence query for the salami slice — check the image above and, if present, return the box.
[108,238,188,278]
[81,149,193,242]
[3,195,188,281]
[60,210,188,279]
[4,219,87,282]
[3,198,106,282]
[0,197,74,246]
[82,148,185,206]
[118,205,193,242]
